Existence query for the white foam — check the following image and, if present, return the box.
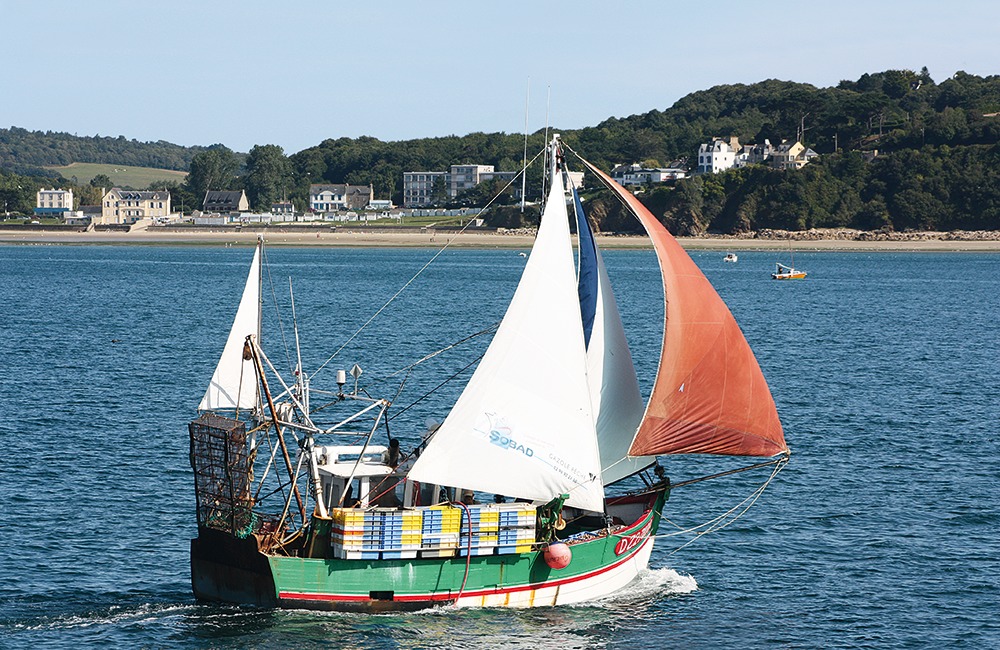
[11,603,196,631]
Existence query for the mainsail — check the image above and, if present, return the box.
[198,239,262,412]
[580,160,788,458]
[408,168,605,512]
[571,187,655,485]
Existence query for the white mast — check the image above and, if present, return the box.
[408,137,605,511]
[521,78,529,213]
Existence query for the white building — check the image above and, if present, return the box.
[611,164,687,186]
[309,184,373,212]
[449,164,495,197]
[403,165,519,207]
[402,171,448,207]
[735,139,773,168]
[35,188,74,216]
[98,188,171,224]
[366,199,394,211]
[697,138,739,174]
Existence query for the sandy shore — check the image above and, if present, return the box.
[2,227,1000,251]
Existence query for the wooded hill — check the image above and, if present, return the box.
[0,127,205,175]
[3,68,999,233]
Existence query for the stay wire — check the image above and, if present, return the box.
[652,456,788,556]
[387,353,485,422]
[261,245,295,376]
[380,322,499,381]
[310,147,546,381]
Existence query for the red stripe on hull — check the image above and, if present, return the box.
[277,534,652,605]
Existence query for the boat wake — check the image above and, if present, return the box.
[5,598,197,632]
[620,567,698,600]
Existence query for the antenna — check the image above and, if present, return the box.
[521,78,529,213]
[289,277,307,414]
[541,85,551,207]
[798,112,811,143]
[350,363,363,395]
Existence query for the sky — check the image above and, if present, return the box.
[3,0,998,155]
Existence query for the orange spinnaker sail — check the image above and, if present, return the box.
[581,160,788,457]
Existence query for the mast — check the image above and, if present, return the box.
[521,78,529,213]
[570,183,655,484]
[408,135,605,511]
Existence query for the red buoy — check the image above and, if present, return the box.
[544,542,572,569]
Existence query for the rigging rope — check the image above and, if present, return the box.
[380,323,499,380]
[386,353,484,422]
[261,245,295,376]
[310,147,545,381]
[652,455,788,555]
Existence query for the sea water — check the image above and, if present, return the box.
[0,245,997,648]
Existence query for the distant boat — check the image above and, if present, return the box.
[771,262,807,280]
[724,253,738,263]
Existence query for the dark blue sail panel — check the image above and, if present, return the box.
[573,188,598,348]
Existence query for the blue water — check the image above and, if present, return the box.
[1,244,997,648]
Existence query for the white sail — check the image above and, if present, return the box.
[588,254,657,484]
[408,170,605,512]
[198,240,262,412]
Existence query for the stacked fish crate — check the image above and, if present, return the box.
[330,508,422,560]
[419,505,462,558]
[330,509,374,560]
[457,507,499,556]
[452,503,537,557]
[329,503,536,560]
[495,503,537,554]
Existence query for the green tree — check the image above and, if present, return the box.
[90,173,112,189]
[430,177,448,206]
[661,176,708,235]
[449,178,517,208]
[185,145,241,201]
[244,144,293,210]
[483,205,539,228]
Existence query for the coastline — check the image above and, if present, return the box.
[2,226,1000,251]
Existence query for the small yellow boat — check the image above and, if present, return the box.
[771,263,807,280]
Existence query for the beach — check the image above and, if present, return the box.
[2,226,1000,251]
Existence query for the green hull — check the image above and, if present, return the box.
[192,491,666,612]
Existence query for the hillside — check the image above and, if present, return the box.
[44,162,187,188]
[0,127,207,175]
[3,68,1000,233]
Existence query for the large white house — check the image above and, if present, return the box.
[711,137,818,172]
[697,138,739,174]
[97,188,171,224]
[309,184,373,212]
[35,188,74,216]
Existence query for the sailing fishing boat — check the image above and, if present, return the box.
[188,136,789,612]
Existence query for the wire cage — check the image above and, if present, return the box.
[189,413,256,537]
